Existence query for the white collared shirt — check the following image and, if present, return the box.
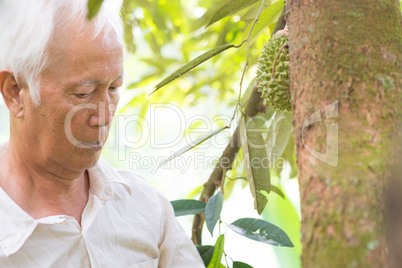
[0,143,204,268]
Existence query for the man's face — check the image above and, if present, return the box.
[20,25,124,174]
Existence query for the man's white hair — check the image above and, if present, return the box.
[0,0,123,106]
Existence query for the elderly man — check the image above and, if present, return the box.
[0,0,204,267]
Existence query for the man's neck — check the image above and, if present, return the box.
[0,143,89,225]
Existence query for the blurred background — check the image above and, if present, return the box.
[0,0,302,266]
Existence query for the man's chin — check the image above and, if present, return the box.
[72,148,103,171]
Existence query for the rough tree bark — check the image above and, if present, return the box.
[287,0,401,267]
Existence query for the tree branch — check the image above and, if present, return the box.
[191,86,262,245]
[191,6,287,245]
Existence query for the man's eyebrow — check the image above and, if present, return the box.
[70,74,125,88]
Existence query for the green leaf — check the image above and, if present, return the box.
[170,199,206,217]
[239,0,284,49]
[153,44,235,93]
[159,126,229,167]
[281,135,298,178]
[187,185,204,199]
[196,245,214,267]
[205,192,224,236]
[263,104,276,122]
[87,0,104,20]
[207,0,260,28]
[233,261,254,268]
[270,185,285,199]
[207,235,225,268]
[266,111,292,163]
[240,115,270,214]
[262,181,301,267]
[229,218,294,247]
[259,185,285,200]
[240,78,256,108]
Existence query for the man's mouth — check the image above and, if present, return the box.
[78,141,105,150]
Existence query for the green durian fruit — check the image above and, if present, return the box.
[256,32,290,111]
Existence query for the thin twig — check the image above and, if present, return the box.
[229,0,267,128]
[223,251,230,267]
[221,168,227,194]
[221,221,229,228]
[226,253,234,263]
[226,176,248,181]
[271,43,289,79]
[233,39,247,48]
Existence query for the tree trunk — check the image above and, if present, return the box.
[287,0,401,267]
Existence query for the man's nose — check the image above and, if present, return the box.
[89,94,115,127]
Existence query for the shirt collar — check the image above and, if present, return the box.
[87,158,132,203]
[0,187,38,257]
[0,140,132,256]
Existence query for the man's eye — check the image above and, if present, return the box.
[76,93,90,98]
[109,87,119,92]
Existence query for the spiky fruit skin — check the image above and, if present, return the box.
[256,33,290,111]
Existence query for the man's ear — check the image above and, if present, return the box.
[0,68,24,118]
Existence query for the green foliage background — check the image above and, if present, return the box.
[111,0,302,267]
[0,0,305,266]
